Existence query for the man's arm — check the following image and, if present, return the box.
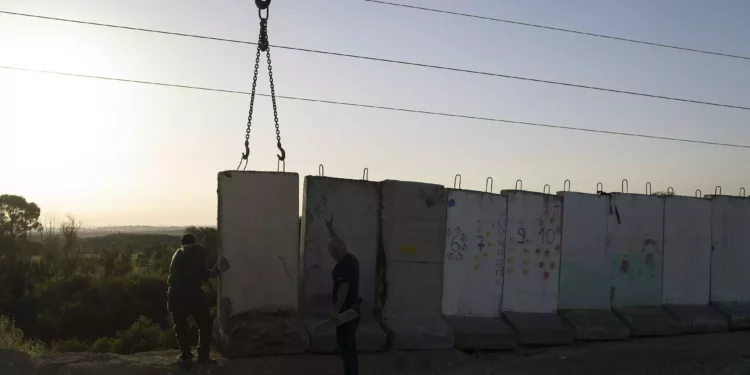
[325,214,337,238]
[330,283,349,323]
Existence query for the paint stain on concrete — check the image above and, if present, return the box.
[620,260,630,273]
[278,255,294,286]
[543,271,550,280]
[400,245,417,255]
[448,199,456,207]
[645,252,654,265]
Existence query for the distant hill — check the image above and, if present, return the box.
[80,233,182,253]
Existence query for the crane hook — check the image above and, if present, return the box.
[277,141,286,161]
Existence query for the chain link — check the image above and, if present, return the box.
[238,15,285,170]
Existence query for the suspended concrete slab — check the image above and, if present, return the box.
[299,176,386,353]
[557,192,630,341]
[500,190,574,346]
[213,171,309,358]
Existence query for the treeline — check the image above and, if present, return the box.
[0,194,218,354]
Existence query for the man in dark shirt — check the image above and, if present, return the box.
[167,233,219,368]
[326,215,360,375]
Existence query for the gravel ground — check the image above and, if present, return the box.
[4,331,750,374]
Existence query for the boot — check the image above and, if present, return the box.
[176,353,193,369]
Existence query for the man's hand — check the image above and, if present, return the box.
[325,214,335,237]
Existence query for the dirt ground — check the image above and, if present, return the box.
[4,331,750,374]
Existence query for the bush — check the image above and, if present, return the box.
[112,316,176,355]
[91,337,117,353]
[0,315,45,355]
[50,338,90,353]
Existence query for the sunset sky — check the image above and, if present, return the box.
[1,0,749,226]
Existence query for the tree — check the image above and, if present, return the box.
[0,195,42,240]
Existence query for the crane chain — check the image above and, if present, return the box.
[238,4,285,171]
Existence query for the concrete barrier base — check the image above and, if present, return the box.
[213,312,309,358]
[384,315,455,350]
[663,304,729,333]
[613,306,681,337]
[442,315,518,350]
[711,302,750,330]
[560,309,630,341]
[502,312,574,345]
[304,314,387,353]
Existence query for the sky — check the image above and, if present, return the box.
[1,0,749,226]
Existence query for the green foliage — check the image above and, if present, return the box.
[0,196,219,354]
[0,315,45,355]
[0,194,42,239]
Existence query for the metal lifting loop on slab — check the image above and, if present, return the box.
[596,182,603,193]
[454,174,462,189]
[363,168,369,181]
[646,182,652,195]
[740,187,746,197]
[543,184,551,194]
[715,186,722,195]
[515,179,523,190]
[667,187,674,195]
[622,179,628,193]
[277,159,285,172]
[563,179,571,192]
[318,164,325,177]
[695,189,702,198]
[486,177,494,193]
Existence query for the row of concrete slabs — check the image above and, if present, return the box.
[214,171,750,356]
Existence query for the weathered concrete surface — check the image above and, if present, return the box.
[502,311,574,346]
[663,304,729,333]
[712,302,750,330]
[380,180,453,350]
[499,190,571,345]
[442,189,507,317]
[709,196,750,330]
[440,189,514,349]
[382,314,454,350]
[559,310,630,341]
[304,314,387,353]
[442,315,518,350]
[215,171,308,357]
[613,306,681,336]
[606,194,676,336]
[299,176,385,352]
[662,196,712,306]
[557,192,627,340]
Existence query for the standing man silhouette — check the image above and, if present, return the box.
[167,233,219,368]
[326,215,360,375]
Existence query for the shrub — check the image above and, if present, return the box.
[112,316,165,355]
[50,338,90,353]
[91,337,117,353]
[0,315,45,355]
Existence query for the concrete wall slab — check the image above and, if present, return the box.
[662,196,712,305]
[442,189,507,317]
[500,190,563,314]
[557,192,611,310]
[607,194,664,307]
